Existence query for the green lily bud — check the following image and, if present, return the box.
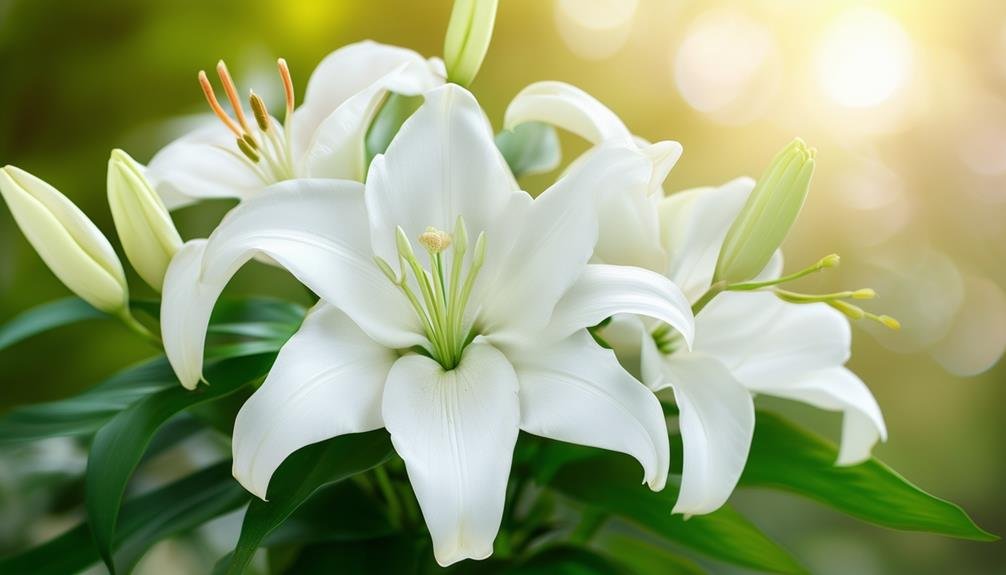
[443,0,499,87]
[0,165,128,313]
[713,138,816,284]
[107,149,182,291]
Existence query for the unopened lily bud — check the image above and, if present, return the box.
[0,165,128,313]
[107,149,182,291]
[714,138,816,284]
[443,0,499,87]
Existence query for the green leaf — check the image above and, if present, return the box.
[0,461,248,575]
[509,546,630,575]
[218,430,395,575]
[86,352,276,574]
[549,454,807,574]
[740,411,998,541]
[0,357,176,443]
[595,533,706,575]
[0,297,106,352]
[495,122,561,179]
[365,93,424,165]
[278,535,423,575]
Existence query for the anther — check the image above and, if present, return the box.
[374,256,399,284]
[242,133,259,151]
[819,254,841,269]
[236,137,260,163]
[852,288,876,300]
[249,91,271,132]
[198,71,243,138]
[216,61,253,135]
[396,227,417,261]
[419,227,452,254]
[877,315,901,330]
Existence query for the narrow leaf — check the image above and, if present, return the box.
[510,546,630,575]
[219,430,395,575]
[549,454,807,574]
[85,352,276,573]
[741,411,998,541]
[0,297,106,352]
[596,533,707,575]
[0,357,176,443]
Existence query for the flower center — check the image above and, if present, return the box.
[375,217,487,370]
[198,59,297,183]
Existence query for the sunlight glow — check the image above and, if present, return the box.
[814,8,914,108]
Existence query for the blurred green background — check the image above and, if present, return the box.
[0,0,1003,572]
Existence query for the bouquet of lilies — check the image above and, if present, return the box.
[0,2,995,573]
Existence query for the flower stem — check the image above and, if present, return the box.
[691,281,728,316]
[118,309,161,346]
[374,465,403,528]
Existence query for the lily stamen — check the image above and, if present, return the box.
[197,58,298,180]
[378,218,486,370]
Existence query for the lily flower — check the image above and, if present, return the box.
[600,179,888,515]
[146,41,445,209]
[160,85,695,565]
[504,81,683,272]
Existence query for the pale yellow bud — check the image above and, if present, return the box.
[107,149,182,291]
[0,165,127,313]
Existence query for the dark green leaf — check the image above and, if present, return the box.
[495,123,561,179]
[264,481,395,547]
[0,461,248,575]
[365,93,424,164]
[509,546,630,575]
[549,455,806,574]
[595,533,706,575]
[218,430,395,575]
[279,535,423,575]
[0,297,106,352]
[86,352,276,573]
[740,411,998,541]
[0,357,176,443]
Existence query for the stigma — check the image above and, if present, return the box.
[197,58,297,183]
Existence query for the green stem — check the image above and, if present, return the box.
[118,309,161,346]
[374,466,403,528]
[691,281,727,316]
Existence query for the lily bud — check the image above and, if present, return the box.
[443,0,499,87]
[713,138,816,284]
[0,165,127,313]
[107,149,182,291]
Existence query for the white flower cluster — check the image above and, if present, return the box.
[0,37,892,567]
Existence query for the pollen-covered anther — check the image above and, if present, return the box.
[249,91,271,132]
[419,227,452,254]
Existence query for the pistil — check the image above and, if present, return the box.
[376,217,486,369]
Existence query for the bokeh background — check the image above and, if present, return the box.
[1,0,1003,573]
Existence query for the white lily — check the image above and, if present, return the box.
[601,179,888,515]
[504,81,683,271]
[146,41,445,209]
[160,85,695,565]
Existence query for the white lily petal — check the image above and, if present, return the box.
[658,178,754,299]
[232,304,396,499]
[302,61,444,181]
[480,145,651,342]
[697,294,851,388]
[749,366,887,465]
[293,41,443,157]
[656,354,755,515]
[504,81,633,145]
[382,342,520,566]
[544,264,694,348]
[161,180,423,387]
[160,239,216,389]
[593,176,666,271]
[146,124,266,209]
[365,84,518,265]
[508,330,670,490]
